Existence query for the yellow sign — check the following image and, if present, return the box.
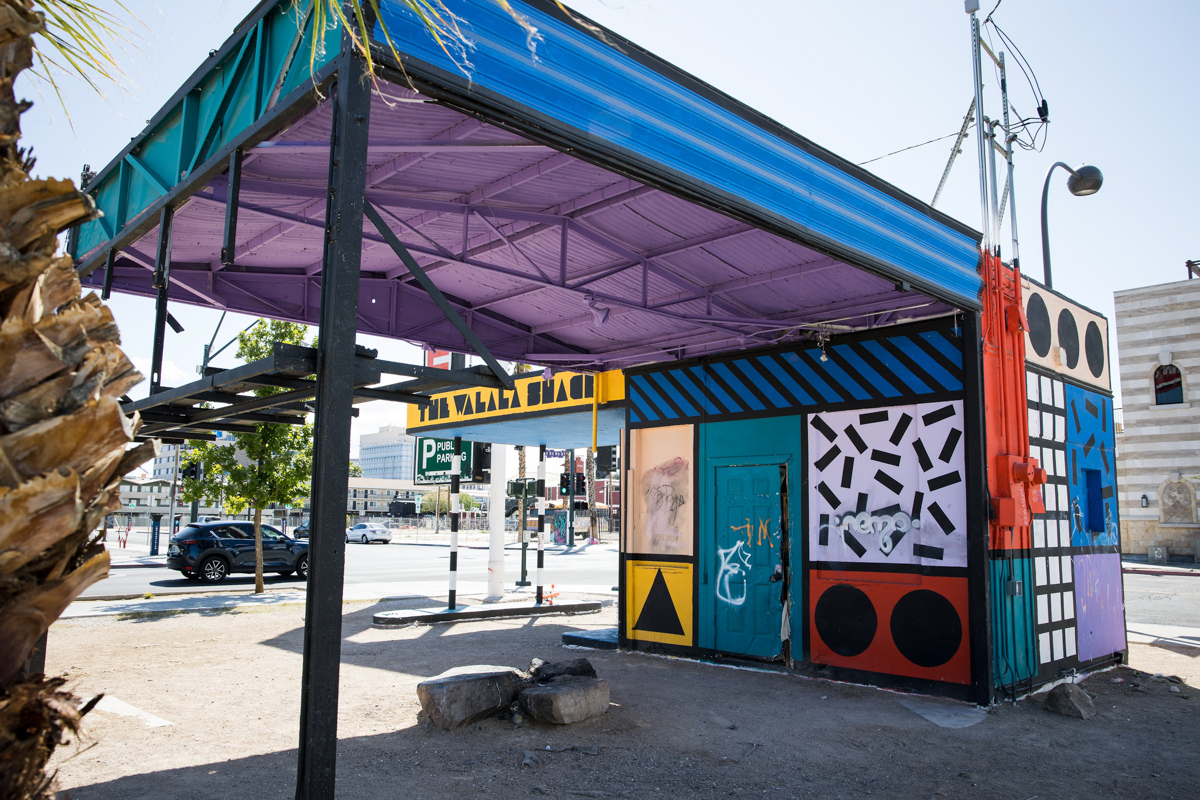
[626,560,693,646]
[407,370,625,432]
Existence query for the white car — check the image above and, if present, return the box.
[345,522,392,544]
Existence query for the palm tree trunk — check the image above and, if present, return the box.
[0,4,153,797]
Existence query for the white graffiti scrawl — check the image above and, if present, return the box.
[716,540,751,606]
[808,401,969,567]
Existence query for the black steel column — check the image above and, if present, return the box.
[220,147,243,267]
[149,205,174,395]
[448,436,462,609]
[962,309,995,706]
[295,46,371,800]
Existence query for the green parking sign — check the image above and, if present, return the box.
[414,437,472,485]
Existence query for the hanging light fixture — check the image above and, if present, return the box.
[586,294,610,326]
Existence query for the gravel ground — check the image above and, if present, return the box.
[46,596,1200,800]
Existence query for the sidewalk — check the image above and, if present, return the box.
[1126,622,1200,649]
[64,580,617,618]
[1121,555,1200,577]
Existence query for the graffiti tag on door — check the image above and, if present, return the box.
[716,516,779,606]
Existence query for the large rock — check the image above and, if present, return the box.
[520,675,610,724]
[529,657,598,681]
[1043,683,1097,719]
[417,665,528,729]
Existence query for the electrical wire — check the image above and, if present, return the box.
[857,128,968,166]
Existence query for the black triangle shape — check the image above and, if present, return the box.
[556,380,568,403]
[633,569,684,636]
[487,393,497,412]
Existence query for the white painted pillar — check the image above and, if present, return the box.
[487,443,507,601]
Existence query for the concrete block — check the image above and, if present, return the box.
[1043,683,1097,719]
[1148,546,1169,565]
[520,676,610,724]
[417,665,528,730]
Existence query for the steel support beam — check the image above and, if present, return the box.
[364,200,515,390]
[295,47,371,800]
[221,148,243,267]
[148,206,174,394]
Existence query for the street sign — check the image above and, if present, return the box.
[415,437,472,484]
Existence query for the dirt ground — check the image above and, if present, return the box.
[46,596,1200,800]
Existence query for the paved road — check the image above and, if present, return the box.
[1123,571,1200,628]
[84,541,619,598]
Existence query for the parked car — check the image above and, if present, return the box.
[293,523,310,539]
[345,522,392,544]
[166,520,309,583]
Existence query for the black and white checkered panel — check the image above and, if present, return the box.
[1026,369,1078,671]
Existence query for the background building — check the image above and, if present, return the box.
[1115,275,1200,558]
[359,425,416,480]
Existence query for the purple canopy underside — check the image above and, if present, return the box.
[83,85,957,371]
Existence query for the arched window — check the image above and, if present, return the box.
[1155,365,1184,405]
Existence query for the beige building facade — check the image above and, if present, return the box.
[1114,277,1200,557]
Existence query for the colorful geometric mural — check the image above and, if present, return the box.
[626,560,694,647]
[809,570,971,685]
[808,401,968,567]
[1064,384,1119,548]
[1022,276,1111,393]
[627,319,964,427]
[1073,553,1127,661]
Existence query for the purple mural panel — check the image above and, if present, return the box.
[1073,553,1126,662]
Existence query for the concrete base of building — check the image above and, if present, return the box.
[1121,519,1200,559]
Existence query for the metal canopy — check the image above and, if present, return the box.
[73,0,982,374]
[124,341,516,441]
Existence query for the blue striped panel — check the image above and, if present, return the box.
[629,375,662,422]
[628,325,964,427]
[830,344,903,398]
[861,340,931,394]
[650,371,699,417]
[803,348,872,400]
[919,330,964,370]
[710,362,765,411]
[755,355,815,405]
[781,351,841,403]
[733,359,792,408]
[891,336,962,391]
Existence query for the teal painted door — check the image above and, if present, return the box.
[714,465,784,658]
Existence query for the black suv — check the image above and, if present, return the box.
[166,521,309,583]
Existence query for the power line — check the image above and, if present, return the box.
[858,128,968,167]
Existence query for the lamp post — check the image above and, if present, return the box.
[1040,163,1103,289]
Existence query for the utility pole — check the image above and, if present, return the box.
[586,448,597,544]
[567,449,575,547]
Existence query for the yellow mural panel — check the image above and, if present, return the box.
[626,560,693,646]
[406,370,625,432]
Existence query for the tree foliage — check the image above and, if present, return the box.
[420,489,475,514]
[181,320,314,591]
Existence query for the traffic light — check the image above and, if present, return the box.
[595,446,615,477]
[181,462,199,481]
[574,473,586,494]
[559,472,569,493]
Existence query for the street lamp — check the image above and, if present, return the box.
[1040,163,1103,289]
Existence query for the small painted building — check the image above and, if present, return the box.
[620,279,1125,702]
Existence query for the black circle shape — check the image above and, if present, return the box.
[1084,321,1104,378]
[1057,309,1080,369]
[1026,293,1052,357]
[890,589,962,668]
[815,584,877,657]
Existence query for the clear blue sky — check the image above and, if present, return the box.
[21,0,1200,452]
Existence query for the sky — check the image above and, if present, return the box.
[19,0,1200,460]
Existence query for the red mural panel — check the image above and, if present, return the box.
[809,570,971,685]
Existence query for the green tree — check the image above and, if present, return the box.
[181,320,314,592]
[419,489,476,514]
[348,461,363,477]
